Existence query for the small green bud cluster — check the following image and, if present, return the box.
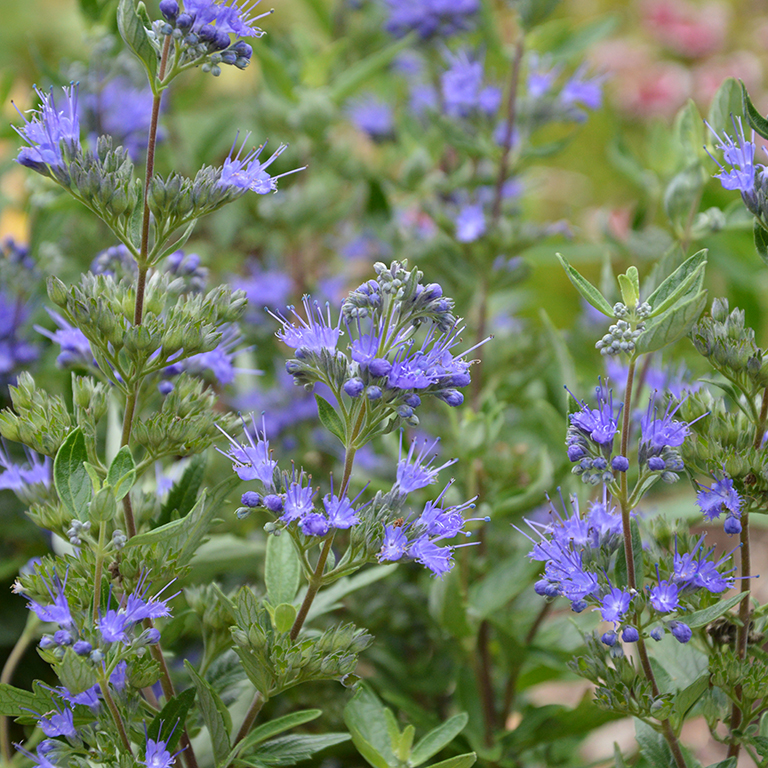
[595,302,651,356]
[692,298,768,394]
[0,373,72,456]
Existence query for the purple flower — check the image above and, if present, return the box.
[441,50,500,118]
[13,85,80,174]
[527,55,560,99]
[346,96,394,140]
[409,534,454,577]
[26,568,73,629]
[281,474,315,523]
[560,66,605,112]
[299,512,330,537]
[641,394,703,452]
[98,609,129,644]
[217,414,278,488]
[622,626,639,643]
[0,445,50,493]
[323,492,360,529]
[706,117,759,195]
[184,0,270,37]
[650,576,680,613]
[218,135,303,195]
[38,705,76,739]
[672,535,737,594]
[455,203,486,243]
[395,435,456,494]
[231,262,292,323]
[697,476,742,521]
[35,309,94,368]
[382,0,479,39]
[378,524,408,561]
[669,621,692,644]
[141,736,179,768]
[123,574,178,623]
[599,586,632,624]
[568,380,620,446]
[14,743,60,768]
[270,296,343,355]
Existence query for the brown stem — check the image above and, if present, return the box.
[491,37,525,224]
[234,692,265,747]
[502,602,552,720]
[619,359,686,768]
[475,620,497,746]
[725,388,766,758]
[470,277,488,409]
[100,680,133,755]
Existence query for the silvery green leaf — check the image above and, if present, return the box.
[410,713,469,766]
[707,78,742,134]
[107,445,135,501]
[754,220,768,266]
[635,290,708,355]
[266,534,301,606]
[742,80,768,141]
[685,593,744,629]
[117,0,159,83]
[54,427,92,519]
[556,253,614,317]
[185,661,231,768]
[646,250,707,310]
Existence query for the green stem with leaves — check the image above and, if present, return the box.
[726,386,767,758]
[99,680,133,755]
[620,357,687,768]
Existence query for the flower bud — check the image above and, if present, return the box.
[242,491,263,508]
[611,455,629,472]
[669,621,692,644]
[264,494,284,513]
[159,0,179,20]
[343,378,364,398]
[600,631,617,647]
[73,640,93,656]
[724,515,742,535]
[47,276,69,307]
[621,626,639,643]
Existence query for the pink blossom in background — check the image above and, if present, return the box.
[693,51,763,105]
[641,0,729,59]
[614,61,692,119]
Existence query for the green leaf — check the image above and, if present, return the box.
[646,248,707,310]
[707,78,742,134]
[635,719,673,768]
[754,221,768,266]
[410,713,469,766]
[343,685,397,766]
[671,673,709,731]
[556,253,614,317]
[184,661,231,768]
[251,733,351,765]
[346,728,391,768]
[515,0,561,29]
[230,709,322,762]
[0,682,58,720]
[741,80,768,141]
[117,0,158,82]
[705,760,736,768]
[685,593,745,629]
[233,647,271,695]
[614,742,628,768]
[158,454,207,526]
[147,688,196,752]
[330,35,414,104]
[618,273,638,309]
[663,164,706,229]
[635,290,708,355]
[315,395,345,444]
[427,754,477,768]
[107,445,136,501]
[307,564,397,621]
[674,99,704,157]
[58,649,98,694]
[54,428,92,519]
[273,603,297,634]
[265,533,301,606]
[613,521,643,591]
[397,724,415,762]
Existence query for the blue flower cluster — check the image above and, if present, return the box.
[523,494,739,647]
[382,0,480,40]
[221,416,484,576]
[697,474,743,534]
[271,262,482,425]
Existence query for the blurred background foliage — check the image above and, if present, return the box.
[2,0,768,766]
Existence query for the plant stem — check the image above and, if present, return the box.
[475,619,497,746]
[234,692,265,746]
[289,425,361,642]
[725,387,767,758]
[99,680,133,755]
[502,601,552,720]
[619,359,637,588]
[620,358,686,768]
[0,615,38,763]
[491,36,525,224]
[93,523,107,624]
